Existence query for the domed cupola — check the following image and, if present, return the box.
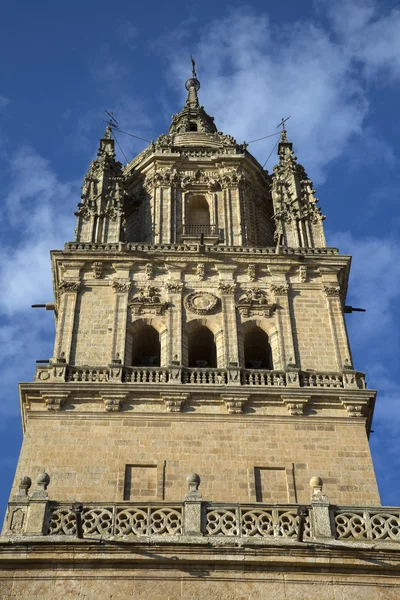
[169,58,217,134]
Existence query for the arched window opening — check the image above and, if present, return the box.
[189,122,198,132]
[188,325,216,368]
[187,195,210,226]
[244,326,273,370]
[132,324,160,367]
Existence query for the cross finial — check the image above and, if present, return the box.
[277,116,290,143]
[191,55,197,79]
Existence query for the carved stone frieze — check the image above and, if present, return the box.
[237,288,275,317]
[41,392,70,411]
[341,400,365,418]
[145,263,153,280]
[184,291,219,315]
[162,395,187,413]
[58,279,81,294]
[101,392,127,413]
[282,396,309,415]
[222,396,248,414]
[92,261,103,279]
[298,265,307,283]
[247,264,256,282]
[196,263,205,281]
[129,286,168,315]
[111,278,132,293]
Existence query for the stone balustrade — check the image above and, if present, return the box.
[35,364,366,390]
[5,474,399,544]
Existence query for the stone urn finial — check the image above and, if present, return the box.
[32,472,50,499]
[185,473,202,501]
[310,475,328,502]
[19,476,32,496]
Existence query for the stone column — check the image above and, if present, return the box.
[322,284,350,371]
[110,262,132,367]
[270,279,296,371]
[166,265,184,378]
[53,262,84,364]
[217,266,238,370]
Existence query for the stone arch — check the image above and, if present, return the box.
[127,318,168,367]
[184,318,224,368]
[239,319,279,370]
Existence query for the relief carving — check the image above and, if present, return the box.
[92,261,103,279]
[129,285,168,315]
[237,288,275,317]
[323,285,341,297]
[58,280,81,294]
[111,278,132,293]
[218,282,236,295]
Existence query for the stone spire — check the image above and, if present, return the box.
[271,126,326,248]
[74,126,126,243]
[169,59,217,134]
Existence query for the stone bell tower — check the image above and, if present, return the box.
[1,67,400,600]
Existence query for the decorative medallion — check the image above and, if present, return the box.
[184,292,219,315]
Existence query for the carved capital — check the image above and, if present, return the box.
[323,285,340,297]
[166,281,184,293]
[218,282,236,295]
[270,283,289,296]
[58,279,81,294]
[111,278,132,293]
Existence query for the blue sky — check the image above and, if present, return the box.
[1,0,400,516]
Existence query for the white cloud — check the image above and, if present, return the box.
[160,2,400,182]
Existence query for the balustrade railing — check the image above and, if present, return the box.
[66,367,109,382]
[182,224,219,236]
[37,364,366,391]
[47,503,183,538]
[123,367,170,383]
[241,370,286,386]
[334,507,400,542]
[206,503,310,539]
[300,372,343,388]
[182,368,227,384]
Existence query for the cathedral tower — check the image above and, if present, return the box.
[1,69,399,599]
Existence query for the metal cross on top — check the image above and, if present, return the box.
[277,116,291,131]
[191,55,197,79]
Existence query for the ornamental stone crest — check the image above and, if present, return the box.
[129,286,168,315]
[184,292,219,315]
[237,288,275,318]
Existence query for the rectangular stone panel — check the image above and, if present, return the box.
[123,464,157,501]
[254,467,288,503]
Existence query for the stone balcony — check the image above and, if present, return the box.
[34,363,366,390]
[3,475,400,549]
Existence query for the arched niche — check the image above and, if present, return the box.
[127,318,168,367]
[185,319,223,368]
[239,320,279,370]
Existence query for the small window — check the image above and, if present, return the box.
[189,122,198,132]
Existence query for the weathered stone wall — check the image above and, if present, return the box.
[11,414,380,506]
[0,563,398,599]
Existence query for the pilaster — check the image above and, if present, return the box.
[53,262,84,363]
[110,262,132,364]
